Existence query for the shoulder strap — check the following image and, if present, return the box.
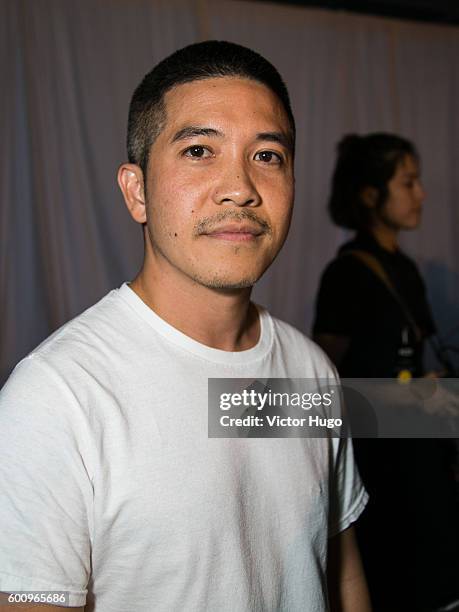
[342,249,422,342]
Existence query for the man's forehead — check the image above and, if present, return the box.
[164,74,278,99]
[162,76,291,131]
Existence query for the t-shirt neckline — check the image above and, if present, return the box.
[117,282,273,365]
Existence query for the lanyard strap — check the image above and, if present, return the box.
[342,249,422,342]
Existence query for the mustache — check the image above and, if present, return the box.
[194,210,272,236]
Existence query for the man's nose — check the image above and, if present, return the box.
[212,162,262,207]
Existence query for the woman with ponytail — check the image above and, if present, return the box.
[313,133,459,612]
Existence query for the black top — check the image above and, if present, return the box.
[313,233,459,610]
[313,232,436,377]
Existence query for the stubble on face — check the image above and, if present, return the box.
[193,208,272,238]
[191,208,274,289]
[148,212,272,291]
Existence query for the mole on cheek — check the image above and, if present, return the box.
[174,232,178,237]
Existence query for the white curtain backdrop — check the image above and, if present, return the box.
[2,0,459,382]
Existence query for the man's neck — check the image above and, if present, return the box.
[129,263,261,353]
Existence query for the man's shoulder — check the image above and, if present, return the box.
[8,285,139,389]
[29,287,128,361]
[268,311,337,378]
[1,286,138,408]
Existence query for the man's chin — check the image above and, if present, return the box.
[204,277,257,291]
[195,271,261,291]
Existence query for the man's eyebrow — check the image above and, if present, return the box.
[256,132,293,152]
[171,126,223,143]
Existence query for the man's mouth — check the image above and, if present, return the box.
[203,223,265,242]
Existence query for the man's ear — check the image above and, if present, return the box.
[117,163,146,224]
[360,186,378,209]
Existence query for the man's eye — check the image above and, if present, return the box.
[254,151,282,164]
[183,145,212,158]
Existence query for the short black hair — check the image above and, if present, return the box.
[127,40,295,176]
[328,133,418,231]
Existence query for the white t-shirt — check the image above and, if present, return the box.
[0,284,367,611]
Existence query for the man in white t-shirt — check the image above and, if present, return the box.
[0,41,370,611]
